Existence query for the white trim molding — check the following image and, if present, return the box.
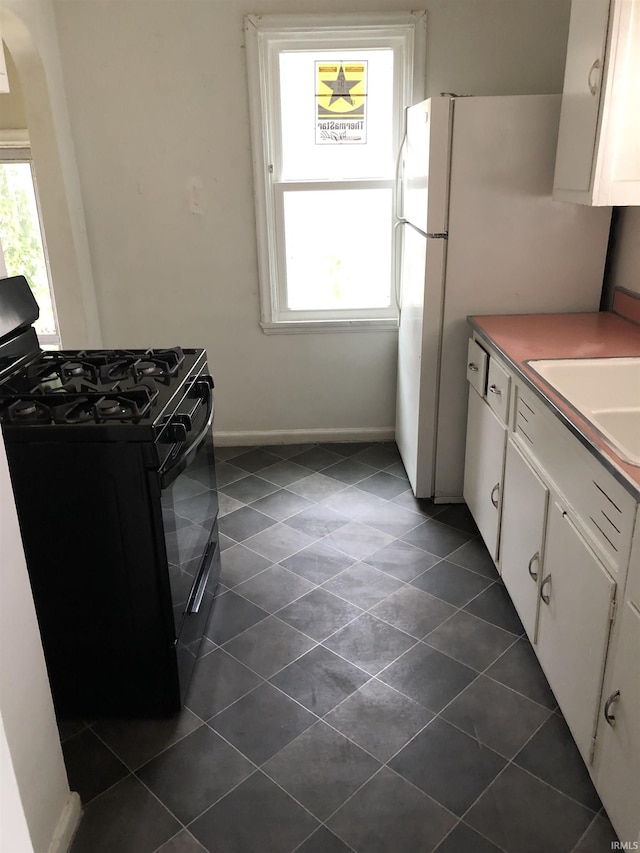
[245,11,426,334]
[213,427,395,446]
[48,792,82,853]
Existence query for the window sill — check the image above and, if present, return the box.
[261,317,399,335]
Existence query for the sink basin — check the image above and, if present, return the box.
[528,357,640,465]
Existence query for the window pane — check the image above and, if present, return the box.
[279,49,395,180]
[0,162,57,336]
[283,188,393,311]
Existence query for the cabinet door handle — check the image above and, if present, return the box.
[527,551,539,583]
[490,482,500,508]
[540,574,552,605]
[603,690,620,726]
[468,362,479,372]
[587,58,601,96]
[489,384,501,396]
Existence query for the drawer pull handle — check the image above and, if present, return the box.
[603,690,620,726]
[527,552,539,583]
[540,574,552,605]
[490,482,500,508]
[587,58,601,96]
[489,384,501,396]
[468,362,479,372]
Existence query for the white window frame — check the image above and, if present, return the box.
[245,12,426,334]
[0,130,61,347]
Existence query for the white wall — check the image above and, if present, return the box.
[0,434,80,853]
[51,0,573,441]
[0,44,26,127]
[0,718,34,853]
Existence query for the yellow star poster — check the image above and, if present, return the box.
[315,61,367,144]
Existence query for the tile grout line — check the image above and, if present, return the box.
[569,811,608,853]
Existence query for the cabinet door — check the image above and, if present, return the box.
[554,0,610,195]
[500,439,548,642]
[463,387,506,561]
[595,601,640,843]
[537,501,616,762]
[554,0,640,205]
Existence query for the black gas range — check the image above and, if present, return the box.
[0,276,221,716]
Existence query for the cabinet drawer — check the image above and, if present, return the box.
[466,338,488,397]
[514,382,636,574]
[486,357,511,424]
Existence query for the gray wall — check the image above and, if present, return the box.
[607,208,640,302]
[51,0,573,441]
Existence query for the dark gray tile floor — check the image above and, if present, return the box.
[63,442,619,853]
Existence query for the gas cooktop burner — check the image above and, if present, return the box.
[11,400,38,419]
[8,398,51,424]
[96,398,122,417]
[63,362,89,377]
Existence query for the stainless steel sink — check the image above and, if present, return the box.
[528,357,640,465]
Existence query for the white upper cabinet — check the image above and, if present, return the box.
[553,0,640,205]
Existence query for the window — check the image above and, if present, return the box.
[246,13,425,333]
[0,135,60,347]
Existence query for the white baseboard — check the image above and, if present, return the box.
[48,792,81,853]
[213,427,395,447]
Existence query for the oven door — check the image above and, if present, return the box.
[158,374,220,697]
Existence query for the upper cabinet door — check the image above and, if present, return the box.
[554,0,640,205]
[554,0,611,195]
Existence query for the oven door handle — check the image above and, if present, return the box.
[159,379,214,489]
[187,541,215,615]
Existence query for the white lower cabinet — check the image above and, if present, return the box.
[500,438,548,643]
[463,334,639,841]
[536,500,616,762]
[594,600,640,843]
[463,386,506,561]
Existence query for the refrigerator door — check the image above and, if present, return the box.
[396,223,447,497]
[402,98,452,235]
[395,96,452,497]
[433,94,611,501]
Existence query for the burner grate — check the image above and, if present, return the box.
[1,379,160,425]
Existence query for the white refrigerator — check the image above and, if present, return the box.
[395,94,612,502]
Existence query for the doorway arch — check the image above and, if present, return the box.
[0,2,101,346]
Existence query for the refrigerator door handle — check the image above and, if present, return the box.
[394,130,407,222]
[393,219,404,311]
